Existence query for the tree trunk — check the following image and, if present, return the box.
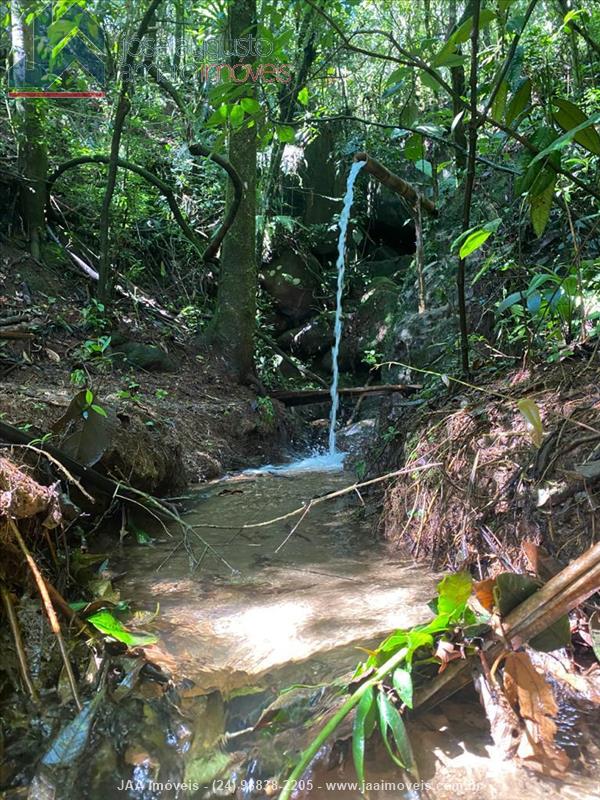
[449,0,467,172]
[97,0,165,304]
[258,7,317,257]
[10,1,48,260]
[457,0,481,375]
[205,0,258,381]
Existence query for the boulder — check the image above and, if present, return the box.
[110,340,177,372]
[261,247,321,324]
[277,316,333,360]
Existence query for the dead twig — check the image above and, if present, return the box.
[0,582,40,704]
[8,518,82,711]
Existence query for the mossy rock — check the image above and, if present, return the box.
[111,341,176,372]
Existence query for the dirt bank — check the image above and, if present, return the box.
[0,244,295,495]
[379,359,600,575]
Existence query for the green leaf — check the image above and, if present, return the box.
[377,691,416,774]
[530,177,556,237]
[276,125,296,143]
[552,97,600,156]
[87,610,158,646]
[436,572,472,618]
[498,291,525,313]
[240,97,261,115]
[90,404,107,418]
[420,70,442,92]
[85,389,94,406]
[506,78,531,126]
[392,668,413,708]
[493,573,570,650]
[454,9,496,44]
[230,103,245,128]
[494,572,539,616]
[529,614,571,652]
[491,80,509,124]
[352,687,375,785]
[590,611,600,662]
[297,86,309,107]
[529,112,600,166]
[459,228,492,259]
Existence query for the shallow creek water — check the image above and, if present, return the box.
[105,460,600,800]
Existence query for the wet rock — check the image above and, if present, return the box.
[321,279,400,373]
[386,304,452,380]
[277,316,333,360]
[191,452,222,482]
[364,191,416,255]
[337,418,376,454]
[261,247,321,324]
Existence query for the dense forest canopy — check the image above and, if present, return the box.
[2,0,599,385]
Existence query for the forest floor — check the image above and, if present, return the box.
[0,243,295,494]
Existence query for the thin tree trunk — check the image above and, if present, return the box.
[10,1,48,260]
[457,0,481,376]
[205,0,258,381]
[449,0,467,172]
[258,8,317,257]
[97,0,165,304]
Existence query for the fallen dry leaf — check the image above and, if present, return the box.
[502,650,569,777]
[435,639,463,673]
[474,578,496,612]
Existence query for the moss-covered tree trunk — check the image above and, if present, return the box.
[206,0,258,381]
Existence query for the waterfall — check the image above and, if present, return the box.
[328,158,366,455]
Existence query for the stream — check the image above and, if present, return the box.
[92,457,600,800]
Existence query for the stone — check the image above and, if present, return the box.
[261,247,322,323]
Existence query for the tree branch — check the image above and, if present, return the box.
[48,155,206,255]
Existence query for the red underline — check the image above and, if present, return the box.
[8,91,106,98]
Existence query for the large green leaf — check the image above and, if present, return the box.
[491,80,509,124]
[530,112,600,166]
[506,78,531,126]
[377,691,416,774]
[454,8,497,44]
[86,609,158,646]
[459,228,492,259]
[552,97,600,156]
[392,668,413,708]
[352,687,375,785]
[436,572,473,618]
[530,177,556,237]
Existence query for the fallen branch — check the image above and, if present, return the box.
[270,383,421,406]
[0,582,40,704]
[8,518,82,711]
[354,151,438,216]
[192,462,442,531]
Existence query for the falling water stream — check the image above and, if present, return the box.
[328,158,366,455]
